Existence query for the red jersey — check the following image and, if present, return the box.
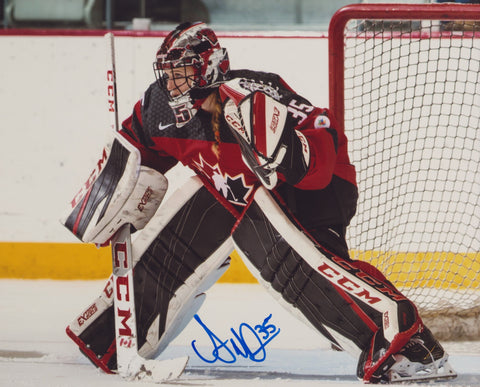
[121,69,357,226]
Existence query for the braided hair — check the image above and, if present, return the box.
[210,90,222,158]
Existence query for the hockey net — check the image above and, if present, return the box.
[329,3,480,340]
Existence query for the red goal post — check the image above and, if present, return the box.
[329,3,480,340]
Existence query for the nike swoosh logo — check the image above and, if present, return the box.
[158,122,173,131]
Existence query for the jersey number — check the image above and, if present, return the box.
[287,99,314,124]
[174,104,192,124]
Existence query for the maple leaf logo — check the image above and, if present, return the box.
[193,155,253,206]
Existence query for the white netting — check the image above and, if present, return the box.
[342,17,480,339]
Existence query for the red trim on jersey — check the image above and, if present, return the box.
[133,100,143,126]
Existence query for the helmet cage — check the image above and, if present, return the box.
[153,59,200,102]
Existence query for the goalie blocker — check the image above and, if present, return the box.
[61,133,167,245]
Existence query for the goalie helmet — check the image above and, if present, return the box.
[154,22,230,127]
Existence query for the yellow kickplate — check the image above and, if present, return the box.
[0,242,257,282]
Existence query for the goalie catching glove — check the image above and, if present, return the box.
[60,132,168,245]
[223,91,310,189]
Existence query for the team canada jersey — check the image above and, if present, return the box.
[120,69,356,217]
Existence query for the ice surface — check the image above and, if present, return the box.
[0,280,479,386]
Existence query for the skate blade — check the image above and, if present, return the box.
[389,359,457,383]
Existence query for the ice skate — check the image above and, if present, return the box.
[386,327,457,383]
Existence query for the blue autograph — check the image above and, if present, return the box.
[191,313,280,364]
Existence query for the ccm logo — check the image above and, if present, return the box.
[317,262,382,305]
[113,242,134,337]
[70,148,108,208]
[115,275,133,337]
[107,70,115,113]
[103,276,114,298]
[226,114,247,137]
[331,256,407,303]
[295,130,310,162]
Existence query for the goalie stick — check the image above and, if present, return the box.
[105,32,188,382]
[111,223,188,381]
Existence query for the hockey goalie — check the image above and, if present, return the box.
[61,22,456,383]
